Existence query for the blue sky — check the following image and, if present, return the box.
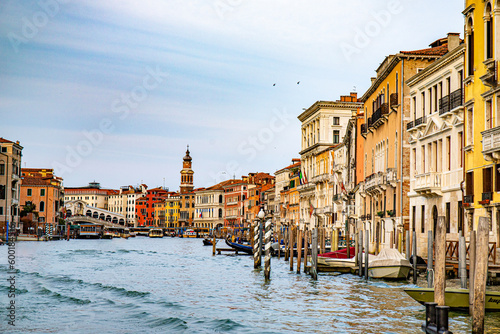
[0,0,464,190]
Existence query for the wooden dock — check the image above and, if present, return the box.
[216,247,240,255]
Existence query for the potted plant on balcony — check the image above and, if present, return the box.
[386,210,395,217]
[377,211,384,218]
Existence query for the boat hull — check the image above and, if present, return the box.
[368,265,411,279]
[404,288,500,311]
[225,239,253,254]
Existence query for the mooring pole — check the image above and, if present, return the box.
[264,219,272,280]
[284,225,289,262]
[289,225,294,271]
[459,233,467,289]
[311,226,318,280]
[253,221,261,268]
[473,217,490,334]
[413,230,417,284]
[358,230,363,277]
[296,228,302,274]
[406,230,410,260]
[434,216,446,306]
[364,230,369,280]
[303,229,309,274]
[213,232,217,256]
[427,230,434,288]
[469,230,476,315]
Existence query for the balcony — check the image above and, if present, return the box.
[464,195,474,206]
[390,93,399,107]
[365,172,386,193]
[480,192,493,205]
[311,173,330,184]
[480,59,497,87]
[297,183,315,193]
[323,206,333,214]
[414,172,442,197]
[414,116,427,128]
[386,168,397,187]
[439,88,464,116]
[481,126,500,162]
[407,120,414,130]
[370,103,389,129]
[361,123,367,137]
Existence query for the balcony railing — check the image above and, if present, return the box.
[390,93,398,107]
[370,103,389,128]
[361,123,367,136]
[481,126,500,161]
[414,172,442,196]
[407,120,414,130]
[439,88,463,115]
[482,192,493,201]
[386,168,397,185]
[414,116,427,128]
[464,195,474,205]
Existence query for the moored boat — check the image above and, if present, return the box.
[368,248,411,279]
[203,238,216,246]
[404,288,500,312]
[184,229,197,238]
[225,238,253,254]
[148,228,164,238]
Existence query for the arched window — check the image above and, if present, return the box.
[485,3,493,59]
[467,17,475,76]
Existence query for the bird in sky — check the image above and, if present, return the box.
[297,81,300,84]
[273,83,276,86]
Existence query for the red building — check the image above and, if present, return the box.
[223,180,248,229]
[135,187,170,226]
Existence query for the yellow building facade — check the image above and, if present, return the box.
[463,1,500,242]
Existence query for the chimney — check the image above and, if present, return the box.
[447,33,460,51]
[371,77,376,84]
[350,92,357,100]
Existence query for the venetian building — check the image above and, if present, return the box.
[180,146,194,194]
[179,146,195,227]
[360,39,449,253]
[406,35,465,255]
[463,0,500,242]
[0,138,23,235]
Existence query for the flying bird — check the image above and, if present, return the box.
[273,83,276,86]
[297,81,300,84]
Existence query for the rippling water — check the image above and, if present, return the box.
[1,237,500,333]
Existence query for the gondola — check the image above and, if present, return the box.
[203,238,216,246]
[225,238,253,254]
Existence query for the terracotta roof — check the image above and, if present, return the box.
[0,137,14,143]
[275,161,301,174]
[400,43,449,56]
[21,177,51,186]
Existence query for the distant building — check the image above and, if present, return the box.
[108,185,147,227]
[179,147,196,227]
[0,138,23,236]
[194,180,236,233]
[136,187,170,226]
[20,168,64,235]
[64,182,116,210]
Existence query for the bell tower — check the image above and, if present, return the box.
[180,145,194,194]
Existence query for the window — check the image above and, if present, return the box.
[486,3,493,60]
[483,167,493,194]
[0,163,4,176]
[467,108,473,145]
[421,205,425,233]
[446,203,450,234]
[466,171,474,196]
[333,130,339,144]
[486,100,493,130]
[446,137,451,171]
[459,132,463,168]
[421,92,425,115]
[27,188,32,196]
[40,201,45,212]
[496,164,500,192]
[467,17,474,76]
[333,117,340,125]
[412,206,416,232]
[458,201,463,233]
[0,207,3,215]
[0,185,5,200]
[40,189,45,196]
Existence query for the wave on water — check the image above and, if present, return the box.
[207,319,245,332]
[148,317,188,330]
[39,286,91,305]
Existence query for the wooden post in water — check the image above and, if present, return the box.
[283,226,290,261]
[321,227,326,254]
[334,228,339,252]
[470,230,476,315]
[253,221,261,268]
[277,228,281,259]
[473,217,490,334]
[412,230,417,284]
[346,229,351,258]
[364,229,369,280]
[311,227,318,280]
[459,233,467,289]
[213,232,217,256]
[359,231,363,277]
[264,219,272,280]
[296,228,302,274]
[303,230,309,274]
[406,230,410,260]
[427,230,434,288]
[434,216,446,306]
[354,232,359,270]
[289,226,294,271]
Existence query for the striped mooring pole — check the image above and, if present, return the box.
[264,219,272,280]
[253,221,261,268]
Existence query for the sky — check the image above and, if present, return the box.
[0,0,465,191]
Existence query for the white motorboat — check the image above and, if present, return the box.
[368,248,412,279]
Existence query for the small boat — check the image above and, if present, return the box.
[203,238,216,246]
[368,248,412,279]
[184,229,197,238]
[148,228,164,238]
[101,230,114,239]
[120,228,130,239]
[404,288,500,312]
[225,238,253,254]
[319,247,356,259]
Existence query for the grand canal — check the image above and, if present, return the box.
[2,237,500,333]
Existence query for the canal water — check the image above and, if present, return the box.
[1,237,500,333]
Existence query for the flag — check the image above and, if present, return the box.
[309,200,315,217]
[299,169,308,185]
